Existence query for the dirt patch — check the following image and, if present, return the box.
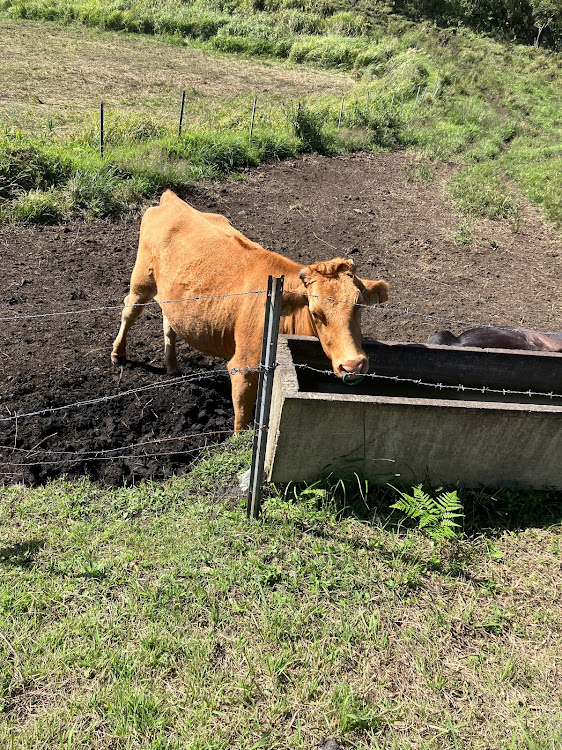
[1,151,561,484]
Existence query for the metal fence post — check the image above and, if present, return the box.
[100,102,104,158]
[247,274,284,519]
[178,90,186,138]
[249,95,257,142]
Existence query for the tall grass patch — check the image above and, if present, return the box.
[447,163,520,221]
[501,141,562,226]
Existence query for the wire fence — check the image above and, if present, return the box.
[5,83,441,146]
[0,288,548,334]
[2,284,562,478]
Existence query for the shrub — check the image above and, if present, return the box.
[292,103,334,154]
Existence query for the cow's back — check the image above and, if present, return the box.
[140,191,254,284]
[134,191,273,359]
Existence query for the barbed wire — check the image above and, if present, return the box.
[297,292,557,332]
[0,368,231,423]
[0,290,266,323]
[0,443,218,469]
[290,363,562,401]
[3,358,562,429]
[2,287,552,335]
[2,429,233,458]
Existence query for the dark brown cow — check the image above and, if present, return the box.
[112,191,389,431]
[429,327,562,352]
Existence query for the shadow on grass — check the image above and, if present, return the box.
[0,539,45,568]
[463,487,562,534]
[280,473,562,537]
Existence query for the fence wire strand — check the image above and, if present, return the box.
[3,280,562,474]
[3,429,233,458]
[0,368,230,423]
[3,360,562,430]
[2,287,554,336]
[0,444,219,469]
[3,358,562,472]
[0,290,266,323]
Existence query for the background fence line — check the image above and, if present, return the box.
[4,83,436,141]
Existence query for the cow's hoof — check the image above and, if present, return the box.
[111,353,126,366]
[167,367,182,376]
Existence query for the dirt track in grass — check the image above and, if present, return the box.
[1,151,561,484]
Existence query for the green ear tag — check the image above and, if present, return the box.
[342,373,365,386]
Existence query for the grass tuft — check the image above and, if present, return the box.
[448,163,520,221]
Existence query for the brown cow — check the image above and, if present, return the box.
[429,327,562,352]
[111,191,389,432]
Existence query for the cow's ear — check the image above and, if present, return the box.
[281,288,308,317]
[305,258,355,279]
[356,278,389,305]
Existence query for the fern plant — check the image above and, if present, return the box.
[390,485,464,542]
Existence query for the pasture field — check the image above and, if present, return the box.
[2,435,562,749]
[0,8,561,226]
[2,5,562,748]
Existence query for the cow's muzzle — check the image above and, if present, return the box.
[335,356,368,380]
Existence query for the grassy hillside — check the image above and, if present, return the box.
[2,435,562,749]
[0,2,561,228]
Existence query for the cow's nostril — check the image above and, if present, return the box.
[338,358,367,375]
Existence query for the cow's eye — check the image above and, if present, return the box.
[311,311,320,320]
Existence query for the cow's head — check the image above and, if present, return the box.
[283,257,389,378]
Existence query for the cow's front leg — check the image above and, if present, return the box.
[111,292,148,366]
[228,361,258,433]
[163,314,180,374]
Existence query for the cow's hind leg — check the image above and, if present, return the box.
[111,280,156,366]
[228,359,259,433]
[163,314,180,375]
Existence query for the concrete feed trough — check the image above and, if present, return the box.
[265,335,562,489]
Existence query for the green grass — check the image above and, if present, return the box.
[2,435,562,749]
[447,163,520,221]
[0,4,561,228]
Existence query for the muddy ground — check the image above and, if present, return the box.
[1,151,561,484]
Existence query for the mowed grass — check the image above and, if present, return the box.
[1,12,561,228]
[2,435,562,749]
[0,20,351,131]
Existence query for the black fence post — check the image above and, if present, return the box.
[247,274,284,520]
[178,90,186,138]
[100,102,104,158]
